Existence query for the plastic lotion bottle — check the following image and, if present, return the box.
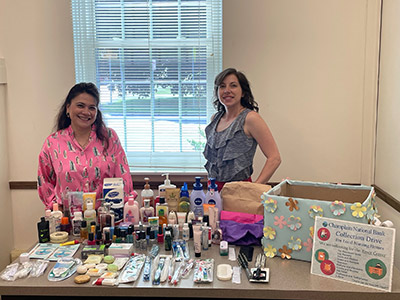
[124,196,140,225]
[51,203,63,232]
[141,177,154,208]
[140,199,155,224]
[84,201,97,225]
[205,178,222,216]
[178,182,190,212]
[190,177,206,218]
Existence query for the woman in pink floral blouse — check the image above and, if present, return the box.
[38,82,136,210]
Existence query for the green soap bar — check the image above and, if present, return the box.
[104,255,115,264]
[107,264,118,272]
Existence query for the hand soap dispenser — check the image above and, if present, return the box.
[205,178,222,217]
[141,177,154,208]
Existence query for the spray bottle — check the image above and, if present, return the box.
[205,178,222,217]
[190,177,206,218]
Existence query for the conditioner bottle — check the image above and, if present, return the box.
[190,177,205,218]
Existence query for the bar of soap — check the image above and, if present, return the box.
[104,255,115,264]
[217,264,233,281]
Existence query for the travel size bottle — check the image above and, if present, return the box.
[205,178,222,217]
[140,199,155,224]
[80,220,88,241]
[72,211,83,237]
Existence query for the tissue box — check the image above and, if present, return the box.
[261,180,377,262]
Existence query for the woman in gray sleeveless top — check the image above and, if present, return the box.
[203,68,281,191]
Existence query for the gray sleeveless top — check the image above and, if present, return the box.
[203,108,257,182]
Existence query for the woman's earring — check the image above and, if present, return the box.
[66,112,70,118]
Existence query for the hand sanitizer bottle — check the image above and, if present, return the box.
[84,201,97,226]
[124,196,140,225]
[205,178,222,217]
[140,199,155,224]
[190,177,206,218]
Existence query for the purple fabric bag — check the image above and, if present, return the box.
[219,211,264,246]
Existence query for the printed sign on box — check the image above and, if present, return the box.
[311,216,395,292]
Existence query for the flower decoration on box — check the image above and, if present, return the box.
[330,200,346,216]
[365,200,377,222]
[263,226,276,240]
[263,198,278,213]
[350,202,366,218]
[309,226,314,238]
[287,215,302,231]
[308,205,323,219]
[303,238,313,252]
[264,244,277,258]
[279,245,292,259]
[288,236,302,251]
[285,198,299,211]
[273,215,287,229]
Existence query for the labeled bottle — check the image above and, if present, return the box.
[178,182,190,212]
[124,196,140,224]
[157,198,168,228]
[156,173,176,207]
[84,201,97,225]
[212,221,222,245]
[182,223,190,241]
[60,217,71,234]
[190,177,206,218]
[45,209,55,234]
[72,211,83,237]
[100,202,115,230]
[37,217,50,243]
[51,203,63,232]
[140,199,155,224]
[80,220,88,241]
[164,230,172,251]
[205,178,222,217]
[141,177,155,208]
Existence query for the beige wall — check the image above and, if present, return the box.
[224,0,379,185]
[0,66,14,270]
[0,0,398,269]
[375,0,400,268]
[0,0,76,256]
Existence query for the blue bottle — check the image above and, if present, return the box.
[190,177,206,218]
[205,178,222,216]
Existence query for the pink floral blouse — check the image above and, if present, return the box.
[38,125,136,210]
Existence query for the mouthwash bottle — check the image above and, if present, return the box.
[190,177,206,218]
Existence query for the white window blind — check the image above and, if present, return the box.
[71,0,222,173]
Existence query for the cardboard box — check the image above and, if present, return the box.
[107,243,133,256]
[81,245,106,259]
[261,180,376,261]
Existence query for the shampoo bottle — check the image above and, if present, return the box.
[205,178,222,217]
[141,177,155,208]
[124,196,140,225]
[37,217,50,243]
[72,211,83,237]
[190,177,206,218]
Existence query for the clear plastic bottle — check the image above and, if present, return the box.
[51,203,63,232]
[84,201,97,225]
[72,211,83,237]
[140,199,155,224]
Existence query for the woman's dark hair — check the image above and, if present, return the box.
[55,82,109,149]
[213,68,259,112]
